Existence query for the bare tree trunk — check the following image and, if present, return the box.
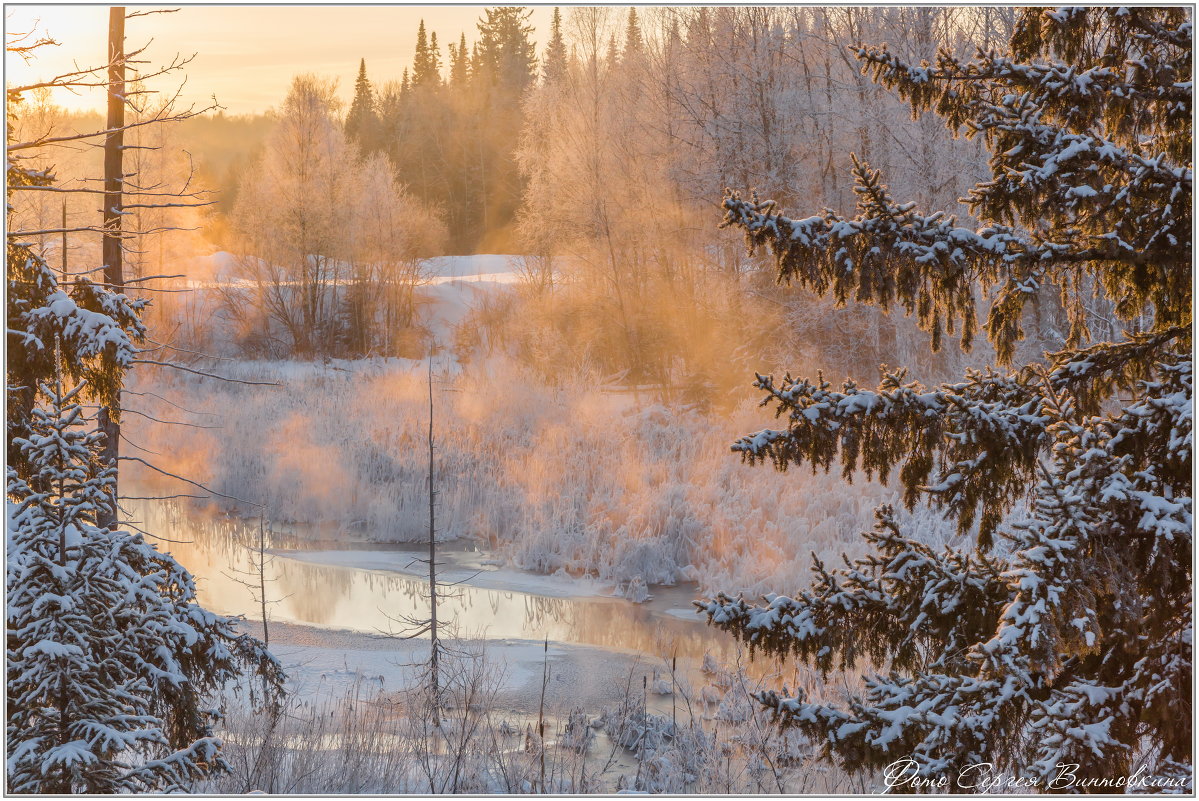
[60,201,67,280]
[98,6,125,530]
[427,353,440,726]
[258,514,269,649]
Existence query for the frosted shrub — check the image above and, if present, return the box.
[125,356,951,594]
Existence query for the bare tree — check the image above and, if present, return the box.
[224,80,445,359]
[7,10,278,523]
[96,7,126,529]
[426,350,441,725]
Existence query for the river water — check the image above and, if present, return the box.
[125,499,826,791]
[129,499,758,668]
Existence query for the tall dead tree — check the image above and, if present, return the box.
[386,347,454,726]
[222,513,285,649]
[427,351,440,726]
[60,201,67,279]
[97,6,126,529]
[7,10,279,525]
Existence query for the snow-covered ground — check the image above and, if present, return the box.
[126,354,954,598]
[209,612,841,795]
[120,251,887,793]
[188,251,522,284]
[184,251,522,347]
[424,253,523,281]
[243,618,674,715]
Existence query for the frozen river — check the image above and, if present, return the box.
[125,498,788,716]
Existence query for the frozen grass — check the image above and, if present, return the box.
[125,356,953,597]
[199,642,864,794]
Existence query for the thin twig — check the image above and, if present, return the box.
[118,455,264,508]
[132,359,280,386]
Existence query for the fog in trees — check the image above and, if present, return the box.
[6,5,1190,795]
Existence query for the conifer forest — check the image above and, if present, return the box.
[5,5,1193,795]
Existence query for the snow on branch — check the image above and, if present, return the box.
[732,367,1049,544]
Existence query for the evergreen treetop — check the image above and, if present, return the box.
[624,8,644,59]
[542,8,567,85]
[450,32,470,88]
[345,58,379,151]
[413,20,441,88]
[476,6,537,94]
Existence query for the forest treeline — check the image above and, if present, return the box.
[16,7,1088,395]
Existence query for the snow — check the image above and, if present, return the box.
[263,623,543,694]
[419,276,513,342]
[662,607,703,621]
[24,640,84,659]
[424,254,522,280]
[259,619,643,712]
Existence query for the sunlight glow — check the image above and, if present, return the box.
[6,6,554,114]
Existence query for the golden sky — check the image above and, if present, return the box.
[6,5,556,115]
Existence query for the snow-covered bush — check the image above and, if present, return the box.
[124,356,951,595]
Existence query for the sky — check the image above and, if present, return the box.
[5,5,556,115]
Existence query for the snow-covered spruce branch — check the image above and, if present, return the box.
[699,505,1007,676]
[732,367,1049,543]
[720,172,1012,355]
[854,44,1191,117]
[1045,325,1190,413]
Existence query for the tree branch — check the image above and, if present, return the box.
[118,455,264,508]
[130,360,281,386]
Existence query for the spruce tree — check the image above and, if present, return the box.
[705,7,1191,789]
[470,42,482,78]
[429,32,442,84]
[623,8,644,60]
[412,20,441,89]
[476,6,537,92]
[471,6,537,244]
[7,373,285,793]
[344,58,379,153]
[605,33,620,70]
[449,32,470,88]
[542,8,567,86]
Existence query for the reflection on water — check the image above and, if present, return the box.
[128,500,739,663]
